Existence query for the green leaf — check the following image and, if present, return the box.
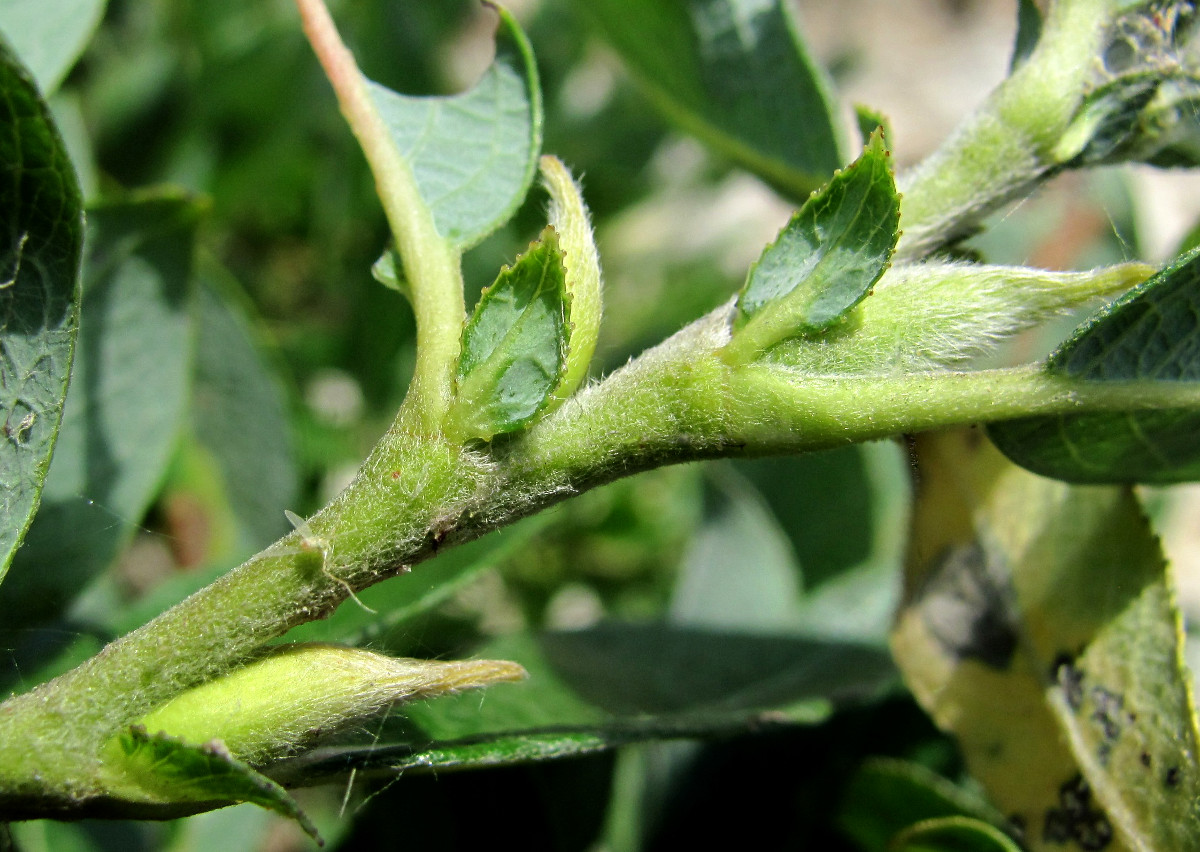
[570,0,843,198]
[892,817,1025,852]
[267,627,895,786]
[723,130,898,364]
[367,4,542,249]
[0,0,106,94]
[0,193,200,626]
[105,727,319,843]
[446,226,568,441]
[892,430,1200,852]
[839,759,1011,852]
[989,246,1200,482]
[0,38,83,588]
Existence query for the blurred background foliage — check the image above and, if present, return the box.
[5,0,1200,849]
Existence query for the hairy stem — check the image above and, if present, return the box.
[1,300,1197,818]
[296,0,463,432]
[897,0,1119,259]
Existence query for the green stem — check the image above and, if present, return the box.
[897,0,1119,259]
[3,299,1198,818]
[296,0,463,433]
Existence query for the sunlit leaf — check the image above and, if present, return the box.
[724,130,898,363]
[446,227,568,440]
[368,4,542,249]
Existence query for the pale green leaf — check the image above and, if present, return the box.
[989,246,1200,482]
[367,5,542,249]
[893,430,1200,852]
[570,0,843,198]
[446,227,567,440]
[0,0,105,94]
[0,40,82,588]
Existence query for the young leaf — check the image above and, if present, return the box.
[104,727,320,843]
[892,429,1200,851]
[723,130,899,364]
[540,155,602,406]
[0,0,106,94]
[366,4,543,249]
[0,39,83,588]
[570,0,843,199]
[0,194,201,627]
[989,246,1200,482]
[445,227,568,441]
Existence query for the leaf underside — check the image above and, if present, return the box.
[989,246,1200,483]
[0,39,83,587]
[0,0,106,94]
[367,4,542,249]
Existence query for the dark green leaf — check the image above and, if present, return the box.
[570,0,843,198]
[367,4,542,249]
[989,246,1200,482]
[1,194,200,626]
[725,130,898,362]
[0,0,106,94]
[447,226,568,440]
[109,727,318,843]
[267,627,895,785]
[1053,73,1161,166]
[0,40,82,588]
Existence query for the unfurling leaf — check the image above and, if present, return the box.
[989,246,1200,482]
[366,4,542,249]
[134,643,526,767]
[722,129,899,365]
[892,430,1200,852]
[540,155,602,407]
[446,227,569,441]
